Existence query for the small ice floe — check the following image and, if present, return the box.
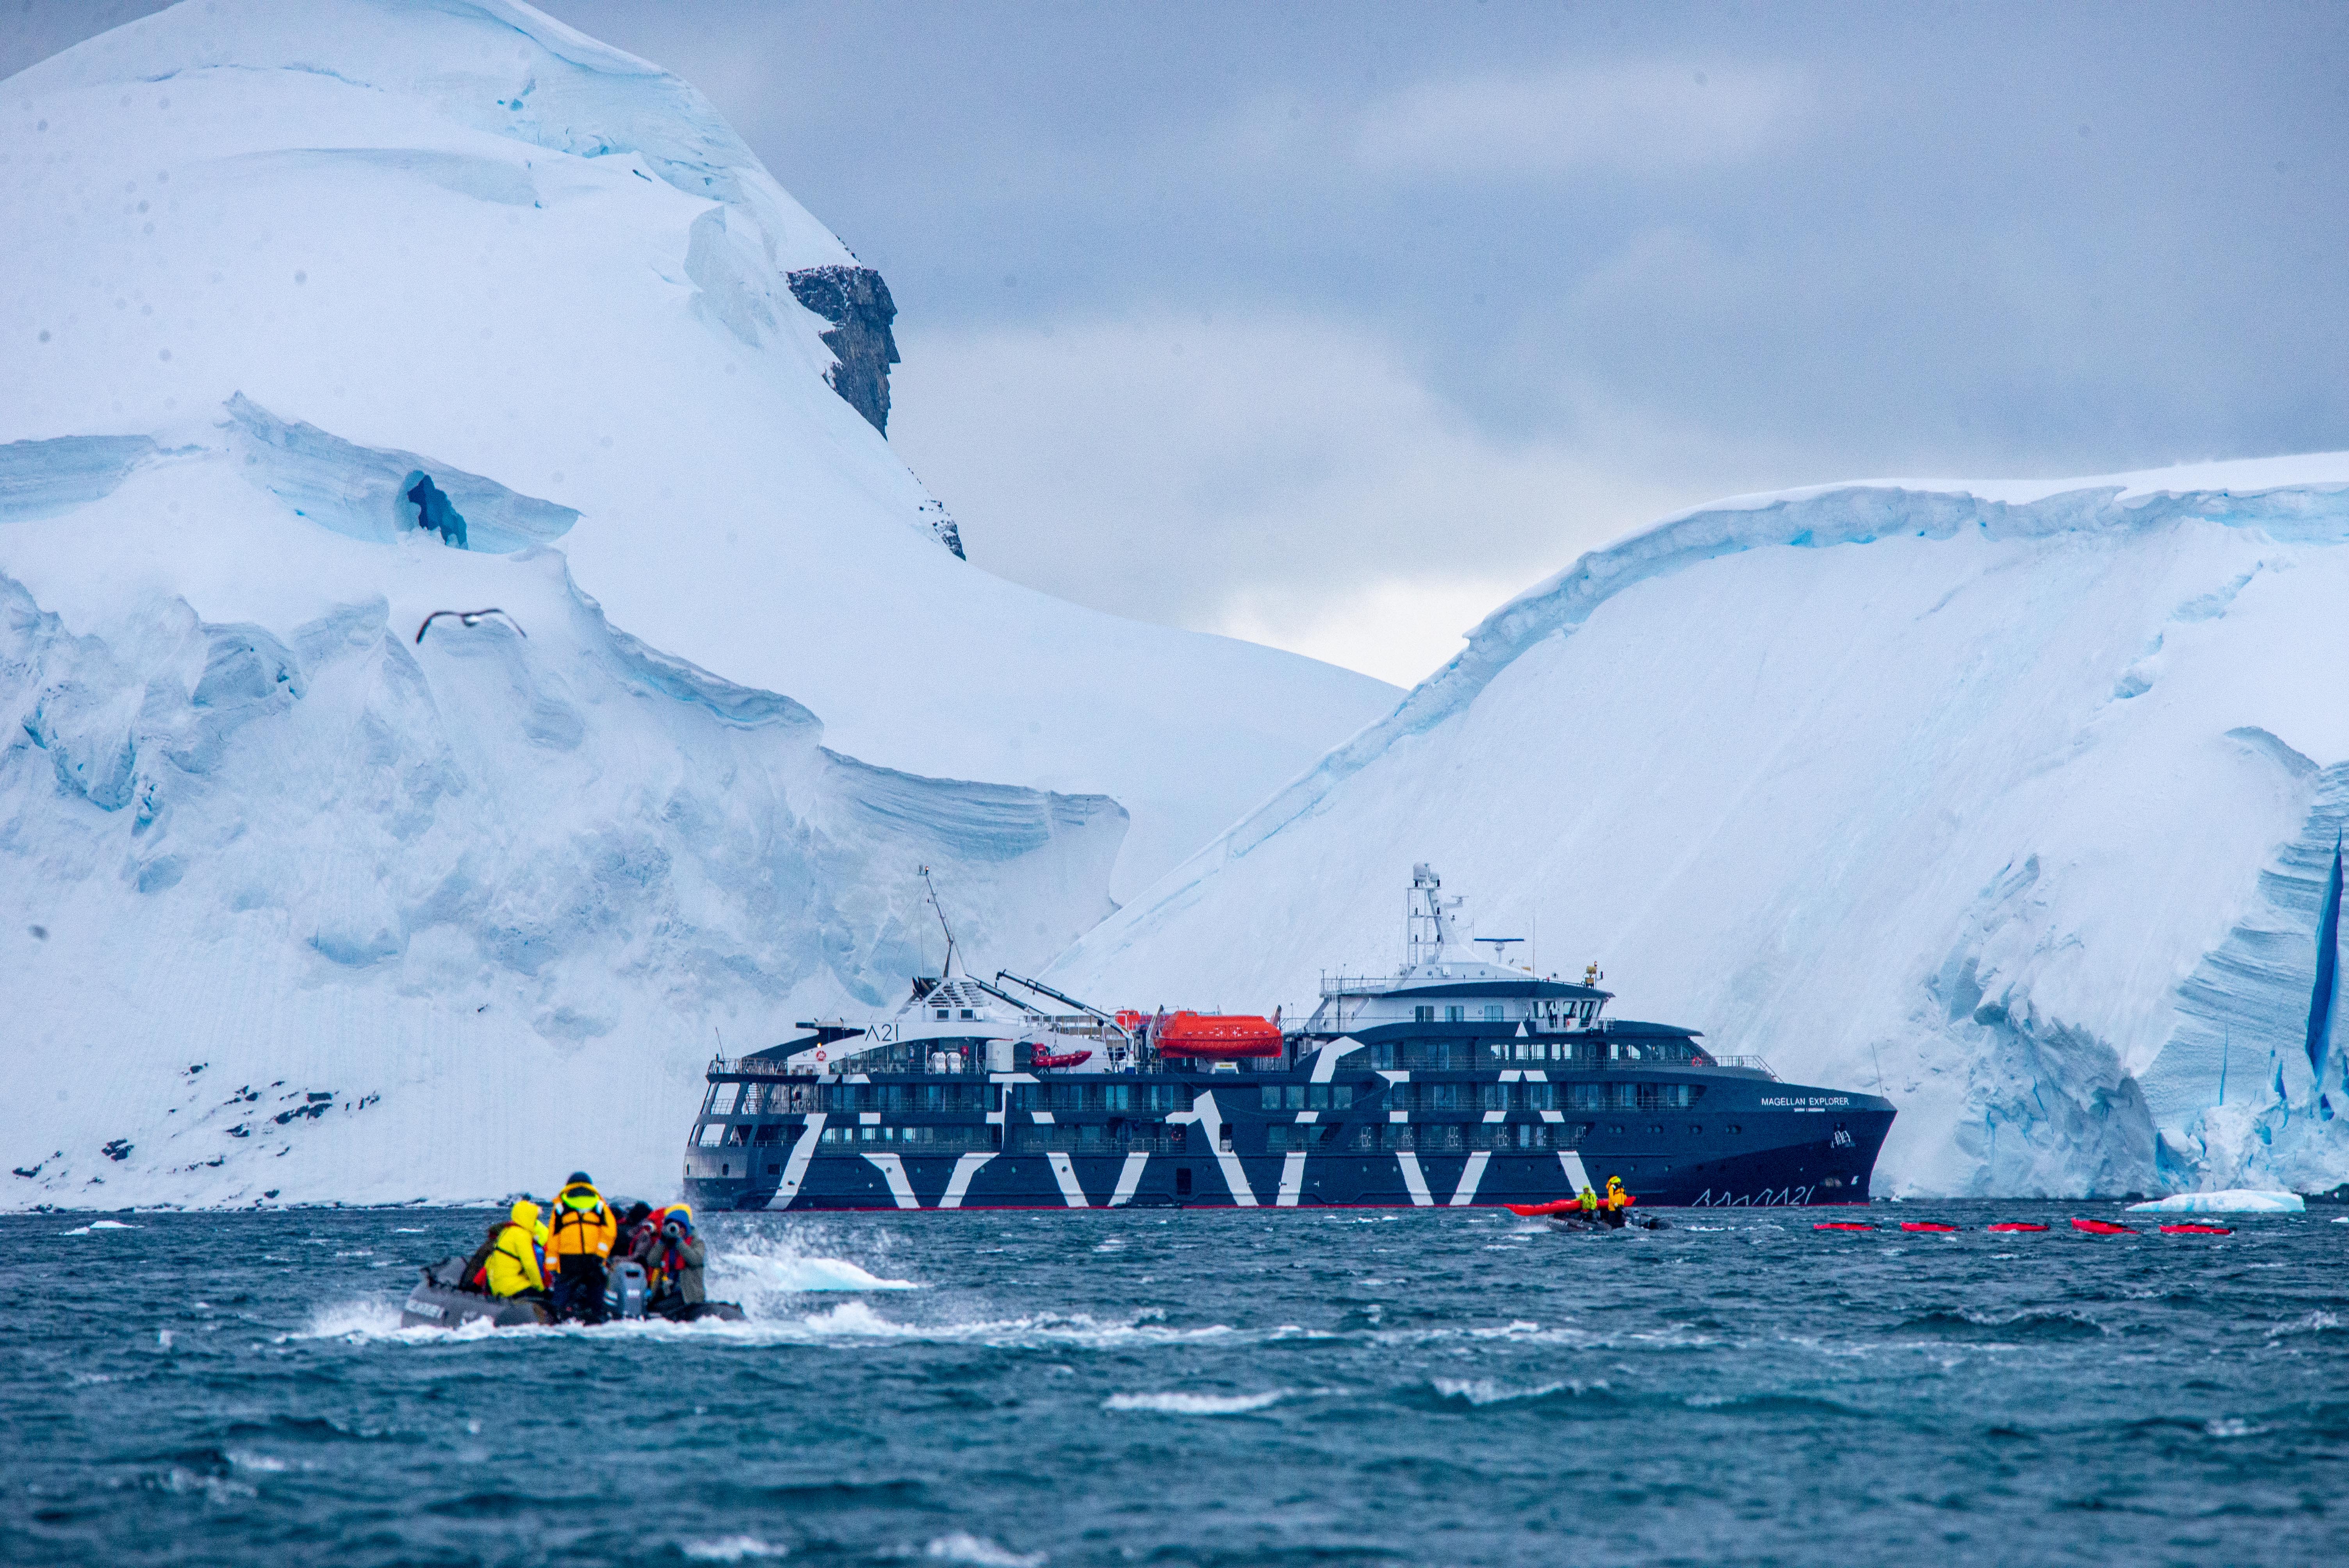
[61,1219,138,1235]
[1103,1389,1290,1415]
[2126,1190,2304,1215]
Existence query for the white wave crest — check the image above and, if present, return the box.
[683,1535,790,1561]
[922,1532,1044,1567]
[62,1220,138,1235]
[1103,1389,1291,1415]
[1431,1377,1568,1406]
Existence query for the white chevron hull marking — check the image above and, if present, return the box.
[1449,1151,1490,1206]
[1278,1152,1307,1206]
[775,1114,827,1209]
[939,1152,997,1208]
[862,1151,919,1209]
[1109,1152,1149,1206]
[1047,1151,1090,1207]
[1398,1151,1433,1206]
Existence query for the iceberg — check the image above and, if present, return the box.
[2126,1190,2306,1215]
[1050,459,2349,1198]
[0,1,1393,1206]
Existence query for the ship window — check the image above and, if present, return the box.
[710,1083,741,1116]
[1689,1124,1702,1135]
[1728,1124,1742,1134]
[1485,1005,1505,1022]
[1261,1086,1282,1110]
[1609,1123,1624,1134]
[1283,1085,1303,1110]
[1175,1167,1192,1196]
[720,1163,729,1176]
[1218,1126,1234,1152]
[1445,1006,1464,1023]
[695,1124,724,1147]
[936,1009,950,1020]
[1414,1005,1434,1023]
[1106,1084,1131,1111]
[961,1009,975,1020]
[1649,1124,1664,1135]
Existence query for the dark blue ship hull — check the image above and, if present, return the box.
[682,1061,1893,1213]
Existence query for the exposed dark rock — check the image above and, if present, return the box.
[917,496,966,561]
[787,265,900,436]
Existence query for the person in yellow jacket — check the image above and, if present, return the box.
[482,1199,548,1299]
[546,1171,618,1324]
[1603,1175,1636,1225]
[1576,1185,1599,1217]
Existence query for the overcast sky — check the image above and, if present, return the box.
[12,2,2349,683]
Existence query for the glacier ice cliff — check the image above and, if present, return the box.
[0,0,1393,1205]
[1049,458,2349,1197]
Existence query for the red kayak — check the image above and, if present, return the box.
[2071,1218,2135,1235]
[1900,1221,1959,1233]
[2160,1222,2233,1235]
[1985,1222,2051,1233]
[1814,1222,1875,1231]
[1508,1199,1580,1218]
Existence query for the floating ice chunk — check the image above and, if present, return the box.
[2127,1190,2306,1214]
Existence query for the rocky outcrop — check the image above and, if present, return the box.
[787,265,900,436]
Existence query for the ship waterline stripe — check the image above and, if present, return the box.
[1397,1152,1433,1206]
[1278,1152,1307,1206]
[775,1114,827,1209]
[1449,1151,1490,1206]
[862,1151,919,1209]
[1109,1152,1148,1206]
[939,1152,995,1208]
[1047,1151,1090,1207]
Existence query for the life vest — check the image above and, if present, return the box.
[484,1201,546,1297]
[547,1181,617,1261]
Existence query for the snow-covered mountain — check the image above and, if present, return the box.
[0,0,1393,1207]
[1050,457,2349,1198]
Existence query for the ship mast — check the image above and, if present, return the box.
[919,864,960,978]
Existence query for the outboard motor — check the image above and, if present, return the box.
[604,1260,649,1320]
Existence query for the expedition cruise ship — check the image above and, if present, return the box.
[682,868,1893,1212]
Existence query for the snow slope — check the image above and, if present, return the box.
[0,0,1393,899]
[1050,458,2349,1197]
[0,0,1391,1206]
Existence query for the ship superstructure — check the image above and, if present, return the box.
[683,866,1892,1211]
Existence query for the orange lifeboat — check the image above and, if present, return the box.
[1151,1010,1283,1059]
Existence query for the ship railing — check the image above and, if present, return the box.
[1317,973,1399,997]
[1699,1054,1778,1079]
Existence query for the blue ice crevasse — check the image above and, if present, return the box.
[225,393,577,552]
[2310,835,2343,1119]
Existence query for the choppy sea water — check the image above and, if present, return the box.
[6,1201,2346,1566]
